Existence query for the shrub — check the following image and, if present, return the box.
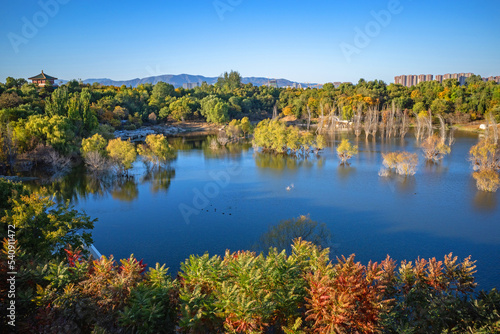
[382,151,418,176]
[421,134,451,162]
[178,239,328,333]
[81,134,108,158]
[336,138,358,165]
[469,138,500,172]
[0,187,94,259]
[305,255,389,334]
[253,119,324,157]
[106,138,137,175]
[119,264,178,334]
[137,134,176,169]
[469,138,500,192]
[473,169,500,192]
[380,253,477,333]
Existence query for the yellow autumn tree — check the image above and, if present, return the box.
[106,138,137,175]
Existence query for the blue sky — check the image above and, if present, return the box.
[1,0,499,84]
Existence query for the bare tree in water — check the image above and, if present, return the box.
[400,108,410,139]
[354,104,362,138]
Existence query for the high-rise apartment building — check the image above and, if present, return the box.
[394,72,488,87]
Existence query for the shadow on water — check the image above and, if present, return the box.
[423,160,449,175]
[473,191,498,212]
[379,172,417,195]
[252,215,333,255]
[337,164,356,181]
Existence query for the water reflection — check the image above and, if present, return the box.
[473,191,498,212]
[423,160,449,174]
[254,152,323,171]
[254,152,299,170]
[362,138,378,162]
[253,215,332,254]
[27,166,176,204]
[168,137,192,151]
[201,135,251,160]
[337,164,356,181]
[380,173,417,195]
[140,168,175,194]
[109,178,138,202]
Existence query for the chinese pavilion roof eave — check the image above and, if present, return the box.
[28,72,58,80]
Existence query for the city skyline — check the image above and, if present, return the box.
[395,72,500,87]
[1,0,499,84]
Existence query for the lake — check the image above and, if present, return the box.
[32,131,500,290]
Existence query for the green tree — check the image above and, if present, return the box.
[336,138,358,164]
[106,138,137,174]
[81,133,108,158]
[216,70,242,92]
[170,96,195,122]
[45,86,69,117]
[0,92,23,109]
[4,77,17,89]
[68,88,98,136]
[200,95,229,124]
[15,114,75,154]
[240,117,252,136]
[413,101,426,114]
[81,134,109,172]
[431,98,451,114]
[149,82,175,109]
[137,134,176,168]
[0,181,95,259]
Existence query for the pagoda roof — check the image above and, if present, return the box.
[29,70,57,80]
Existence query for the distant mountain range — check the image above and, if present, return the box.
[59,74,317,88]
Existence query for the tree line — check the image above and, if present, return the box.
[1,71,499,175]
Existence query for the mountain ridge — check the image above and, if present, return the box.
[58,74,315,88]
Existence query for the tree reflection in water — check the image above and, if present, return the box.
[254,215,331,255]
[254,152,298,170]
[473,191,497,212]
[140,168,176,194]
[337,164,356,181]
[110,178,139,202]
[27,165,176,204]
[380,171,417,195]
[201,135,252,160]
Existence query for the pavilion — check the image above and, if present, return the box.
[28,70,58,87]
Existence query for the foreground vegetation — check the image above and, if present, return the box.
[1,179,499,333]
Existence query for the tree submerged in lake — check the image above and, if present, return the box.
[137,134,177,169]
[336,138,358,165]
[380,151,418,176]
[252,119,325,158]
[469,127,500,192]
[420,113,452,162]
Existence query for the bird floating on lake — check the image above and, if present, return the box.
[286,183,295,191]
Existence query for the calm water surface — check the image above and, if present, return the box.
[34,131,500,290]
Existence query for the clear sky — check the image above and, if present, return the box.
[1,0,499,84]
